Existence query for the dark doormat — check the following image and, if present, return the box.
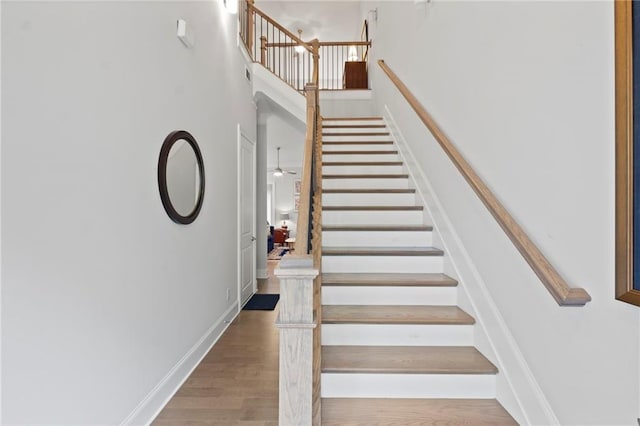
[243,294,280,310]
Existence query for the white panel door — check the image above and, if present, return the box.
[239,129,257,305]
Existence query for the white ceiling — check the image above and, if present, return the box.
[255,1,364,42]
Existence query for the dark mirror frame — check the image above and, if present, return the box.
[616,1,640,306]
[158,130,205,225]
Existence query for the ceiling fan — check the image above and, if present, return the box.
[270,147,297,177]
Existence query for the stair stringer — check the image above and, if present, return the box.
[383,105,559,426]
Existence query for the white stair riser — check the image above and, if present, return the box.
[322,256,443,274]
[323,230,433,247]
[322,324,473,346]
[323,144,395,152]
[323,153,400,162]
[321,374,496,398]
[323,120,386,126]
[322,285,455,305]
[323,192,416,206]
[323,210,423,226]
[323,135,392,142]
[323,178,409,190]
[323,165,405,174]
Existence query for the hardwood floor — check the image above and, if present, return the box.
[258,260,280,295]
[153,260,280,426]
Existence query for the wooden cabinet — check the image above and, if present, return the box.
[343,61,368,89]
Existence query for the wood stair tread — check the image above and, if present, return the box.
[323,141,393,145]
[322,247,444,256]
[323,225,432,231]
[323,116,383,121]
[323,174,409,179]
[321,398,518,425]
[323,132,391,136]
[323,161,403,166]
[321,346,498,374]
[323,205,423,211]
[323,150,398,155]
[323,189,415,194]
[323,124,387,128]
[322,273,457,287]
[322,305,475,325]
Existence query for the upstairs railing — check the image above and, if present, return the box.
[318,41,370,90]
[361,19,370,62]
[241,0,319,91]
[240,0,371,92]
[274,84,323,426]
[377,59,592,307]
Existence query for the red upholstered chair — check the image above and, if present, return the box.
[273,228,289,246]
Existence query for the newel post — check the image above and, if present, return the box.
[260,36,268,66]
[275,255,319,426]
[246,0,255,53]
[311,39,320,86]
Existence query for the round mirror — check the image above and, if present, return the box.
[158,130,205,224]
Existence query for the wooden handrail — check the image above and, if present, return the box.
[378,60,591,306]
[266,41,370,48]
[252,5,314,53]
[318,41,372,47]
[294,85,317,254]
[265,42,302,48]
[361,20,370,62]
[361,20,369,45]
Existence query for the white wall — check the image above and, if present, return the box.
[1,1,256,424]
[269,168,303,237]
[266,111,305,169]
[365,1,639,424]
[320,90,377,118]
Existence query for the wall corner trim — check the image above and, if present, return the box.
[120,303,240,425]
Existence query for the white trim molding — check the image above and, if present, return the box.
[121,303,239,425]
[384,105,559,426]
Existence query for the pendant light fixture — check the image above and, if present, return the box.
[295,29,306,54]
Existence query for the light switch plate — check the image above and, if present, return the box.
[177,19,195,48]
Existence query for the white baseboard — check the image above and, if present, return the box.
[256,268,268,279]
[383,105,558,426]
[120,302,240,425]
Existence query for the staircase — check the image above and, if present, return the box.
[318,117,517,425]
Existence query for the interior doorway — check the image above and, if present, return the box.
[237,126,257,307]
